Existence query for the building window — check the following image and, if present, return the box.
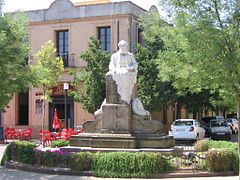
[98,27,111,52]
[18,92,29,125]
[56,30,68,67]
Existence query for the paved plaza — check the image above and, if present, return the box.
[0,167,238,180]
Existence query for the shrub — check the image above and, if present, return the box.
[92,152,174,178]
[35,147,69,168]
[1,141,36,165]
[205,149,237,173]
[229,148,239,175]
[51,140,69,148]
[68,152,93,171]
[194,140,237,152]
[37,151,68,167]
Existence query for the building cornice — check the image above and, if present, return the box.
[24,0,146,23]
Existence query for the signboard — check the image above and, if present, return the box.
[52,83,73,96]
[35,99,43,114]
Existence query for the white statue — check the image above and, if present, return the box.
[107,40,138,103]
[132,98,150,116]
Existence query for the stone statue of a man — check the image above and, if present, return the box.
[107,40,138,103]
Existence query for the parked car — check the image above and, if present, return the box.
[169,119,205,140]
[208,119,232,140]
[201,116,224,124]
[226,118,238,134]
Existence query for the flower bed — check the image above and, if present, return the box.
[1,140,238,177]
[1,141,175,178]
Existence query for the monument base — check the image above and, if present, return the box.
[69,133,175,149]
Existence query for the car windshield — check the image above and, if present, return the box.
[227,119,232,123]
[174,121,193,126]
[210,120,228,127]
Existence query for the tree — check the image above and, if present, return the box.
[0,1,31,110]
[154,0,240,175]
[135,13,177,112]
[137,11,217,116]
[30,41,64,137]
[69,36,110,114]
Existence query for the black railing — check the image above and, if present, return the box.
[58,53,75,67]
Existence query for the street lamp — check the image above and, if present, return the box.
[63,82,69,128]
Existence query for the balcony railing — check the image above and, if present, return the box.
[29,53,76,68]
[58,53,75,67]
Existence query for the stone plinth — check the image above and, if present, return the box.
[135,134,175,148]
[106,74,121,104]
[101,104,131,133]
[70,133,135,148]
[69,133,175,148]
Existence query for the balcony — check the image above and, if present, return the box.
[58,53,75,68]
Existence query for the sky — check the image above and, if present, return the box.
[2,0,160,12]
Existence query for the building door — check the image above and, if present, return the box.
[49,96,74,131]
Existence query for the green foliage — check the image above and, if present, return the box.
[1,141,36,165]
[30,41,64,134]
[194,140,238,152]
[195,139,239,174]
[30,40,64,101]
[50,140,69,148]
[68,152,93,171]
[0,11,31,110]
[135,29,177,111]
[69,36,110,113]
[36,151,68,168]
[205,149,236,173]
[155,0,240,109]
[137,11,222,113]
[92,152,174,178]
[229,148,239,174]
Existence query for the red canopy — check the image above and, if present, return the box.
[53,108,60,131]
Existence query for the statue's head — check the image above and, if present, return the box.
[118,40,128,54]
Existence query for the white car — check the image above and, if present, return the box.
[226,118,238,134]
[169,119,205,140]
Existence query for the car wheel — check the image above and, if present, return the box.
[196,134,199,140]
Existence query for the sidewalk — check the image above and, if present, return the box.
[161,177,238,180]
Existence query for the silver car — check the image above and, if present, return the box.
[209,119,232,140]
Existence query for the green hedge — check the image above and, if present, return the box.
[1,141,36,165]
[205,149,232,172]
[194,140,237,152]
[68,152,93,171]
[195,140,239,175]
[50,140,69,148]
[92,152,174,178]
[205,149,238,174]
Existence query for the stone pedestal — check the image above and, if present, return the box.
[106,74,122,104]
[101,104,131,133]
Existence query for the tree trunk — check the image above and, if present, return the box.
[42,88,46,147]
[237,96,240,180]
